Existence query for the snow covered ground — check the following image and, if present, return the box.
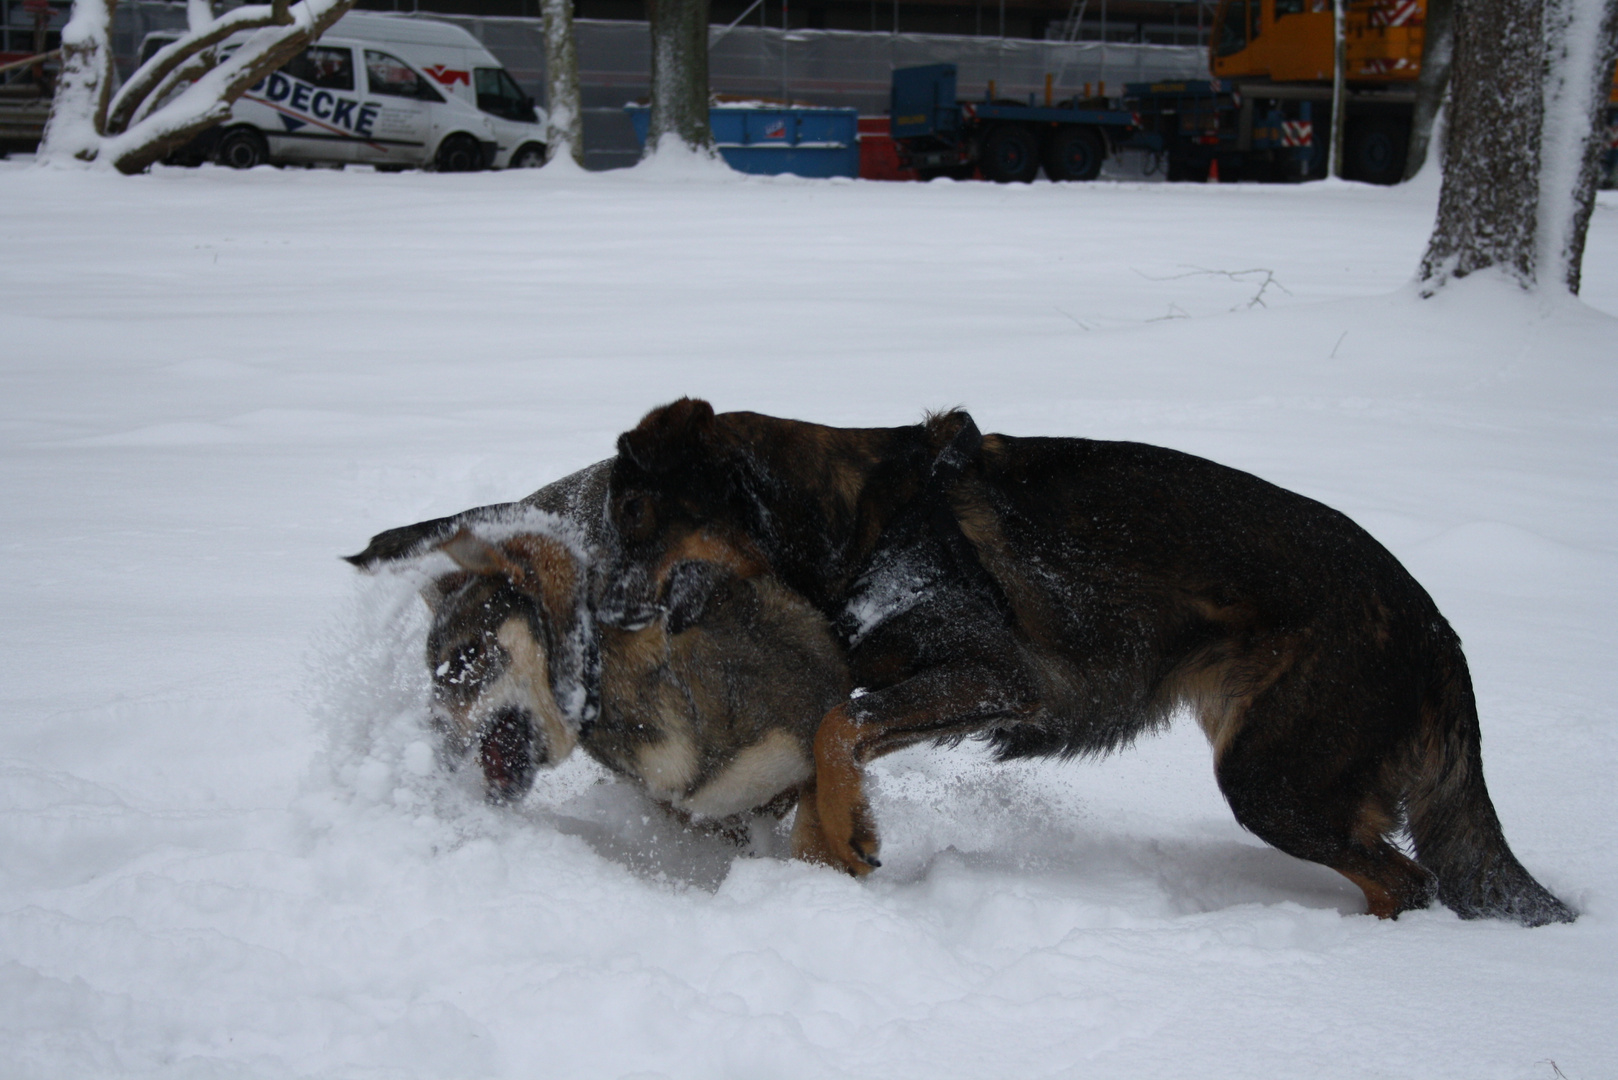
[1,155,1615,1079]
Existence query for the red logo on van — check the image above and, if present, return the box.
[423,65,470,87]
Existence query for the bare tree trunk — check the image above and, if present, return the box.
[646,0,714,156]
[541,0,584,166]
[1403,0,1453,180]
[1417,0,1544,289]
[1419,0,1618,294]
[1329,0,1346,178]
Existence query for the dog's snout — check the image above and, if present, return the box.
[479,705,537,803]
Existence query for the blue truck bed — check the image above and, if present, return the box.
[889,63,1137,182]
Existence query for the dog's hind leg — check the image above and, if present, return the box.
[1208,677,1439,919]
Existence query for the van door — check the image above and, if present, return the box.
[353,48,443,168]
[243,44,362,165]
[474,66,543,164]
[419,50,476,110]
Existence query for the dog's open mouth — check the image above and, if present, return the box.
[477,704,535,803]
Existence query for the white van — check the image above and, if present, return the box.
[142,13,548,171]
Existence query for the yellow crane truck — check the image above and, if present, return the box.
[1125,0,1618,184]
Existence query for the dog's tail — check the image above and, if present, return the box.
[1403,623,1576,926]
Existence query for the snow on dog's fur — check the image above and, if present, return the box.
[348,464,850,848]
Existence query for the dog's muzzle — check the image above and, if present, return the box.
[479,704,538,802]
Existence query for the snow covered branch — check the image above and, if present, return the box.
[39,0,356,175]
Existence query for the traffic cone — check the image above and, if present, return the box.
[1207,157,1220,184]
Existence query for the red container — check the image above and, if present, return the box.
[857,117,919,181]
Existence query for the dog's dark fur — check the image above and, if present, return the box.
[604,398,1576,925]
[348,465,850,844]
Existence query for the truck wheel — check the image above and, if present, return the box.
[1044,126,1105,182]
[434,133,485,173]
[981,127,1039,183]
[1345,117,1408,185]
[509,142,548,168]
[1166,155,1208,182]
[215,128,268,170]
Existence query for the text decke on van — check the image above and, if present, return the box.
[247,71,384,141]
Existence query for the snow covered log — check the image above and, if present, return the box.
[38,0,356,175]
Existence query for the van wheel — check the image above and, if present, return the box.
[216,128,268,169]
[509,142,548,168]
[434,133,485,173]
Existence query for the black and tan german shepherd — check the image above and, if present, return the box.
[602,399,1576,925]
[346,464,849,849]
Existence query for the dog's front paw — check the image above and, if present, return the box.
[838,799,882,875]
[812,706,882,876]
[807,790,880,876]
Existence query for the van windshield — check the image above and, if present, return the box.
[475,68,537,123]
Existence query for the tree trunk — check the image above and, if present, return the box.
[646,0,714,156]
[541,0,585,166]
[1417,0,1546,289]
[1540,0,1618,292]
[1403,0,1453,180]
[1419,0,1618,293]
[38,0,117,162]
[1329,0,1346,178]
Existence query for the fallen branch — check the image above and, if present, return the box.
[0,49,60,78]
[1133,266,1294,311]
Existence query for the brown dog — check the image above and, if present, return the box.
[601,399,1575,925]
[348,465,850,848]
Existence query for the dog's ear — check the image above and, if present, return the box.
[419,570,471,613]
[616,398,718,474]
[435,529,577,617]
[437,529,508,576]
[928,409,982,480]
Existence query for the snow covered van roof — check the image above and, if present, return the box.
[324,11,487,51]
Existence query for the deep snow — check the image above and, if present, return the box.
[1,156,1615,1080]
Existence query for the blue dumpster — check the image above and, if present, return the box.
[625,105,861,178]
